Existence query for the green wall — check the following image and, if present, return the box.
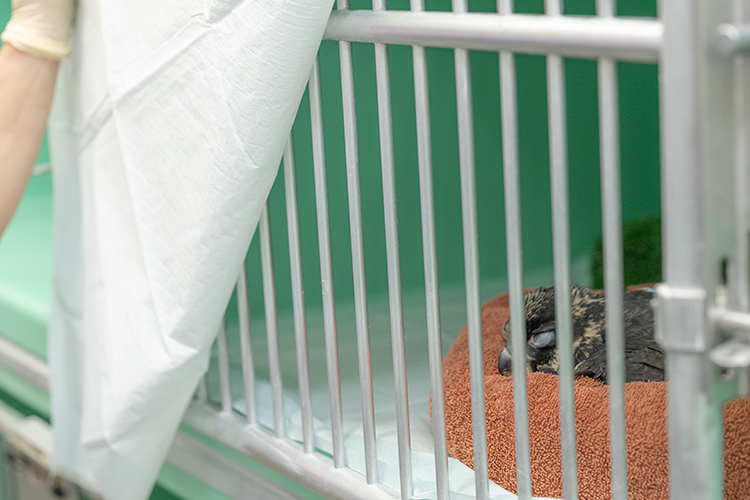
[249,0,661,318]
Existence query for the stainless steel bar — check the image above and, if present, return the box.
[545,3,579,494]
[0,335,49,390]
[410,0,449,498]
[217,319,233,415]
[597,1,628,494]
[732,0,750,312]
[309,56,346,468]
[338,0,378,481]
[324,11,661,63]
[197,377,208,404]
[260,206,285,439]
[371,2,413,494]
[659,0,725,497]
[498,0,532,496]
[283,137,314,454]
[453,1,488,498]
[237,263,256,425]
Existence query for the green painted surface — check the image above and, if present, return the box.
[0,174,53,359]
[248,0,662,319]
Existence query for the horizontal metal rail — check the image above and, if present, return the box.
[324,11,662,62]
[0,335,49,390]
[183,404,399,500]
[0,337,324,500]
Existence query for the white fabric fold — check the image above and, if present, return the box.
[47,1,333,498]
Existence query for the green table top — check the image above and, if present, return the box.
[0,173,53,359]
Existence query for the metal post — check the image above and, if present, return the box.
[545,1,579,498]
[410,0,450,498]
[452,1,489,499]
[498,2,532,498]
[283,137,314,453]
[260,206,285,439]
[658,0,734,498]
[372,1,413,497]
[338,0,378,483]
[309,56,346,467]
[217,319,233,415]
[237,264,257,425]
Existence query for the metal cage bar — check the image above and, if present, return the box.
[283,137,315,453]
[237,264,257,425]
[596,0,628,497]
[260,206,285,439]
[545,1,579,498]
[372,1,414,496]
[410,0,450,498]
[338,0,379,483]
[452,1,489,499]
[323,11,661,63]
[658,0,730,499]
[217,319,233,414]
[498,1,533,498]
[197,376,208,404]
[309,56,346,467]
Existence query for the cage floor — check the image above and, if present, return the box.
[205,260,589,499]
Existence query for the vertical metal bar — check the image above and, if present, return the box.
[309,56,346,468]
[283,137,314,453]
[732,0,750,312]
[599,55,628,500]
[260,206,285,439]
[372,2,413,496]
[498,1,532,498]
[597,1,628,497]
[410,1,450,498]
[217,319,233,415]
[659,0,726,498]
[338,0,378,482]
[237,263,256,425]
[545,1,579,498]
[452,1,488,499]
[197,376,208,403]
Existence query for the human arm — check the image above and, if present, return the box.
[0,44,59,236]
[0,0,73,237]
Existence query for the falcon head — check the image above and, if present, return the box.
[498,284,606,379]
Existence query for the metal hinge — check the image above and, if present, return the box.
[715,23,750,55]
[653,285,708,353]
[710,308,750,368]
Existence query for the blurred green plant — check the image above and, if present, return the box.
[591,217,662,289]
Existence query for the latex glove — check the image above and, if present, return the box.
[1,0,74,60]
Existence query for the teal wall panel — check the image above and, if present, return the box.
[248,0,661,318]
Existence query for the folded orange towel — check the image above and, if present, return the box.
[441,292,750,499]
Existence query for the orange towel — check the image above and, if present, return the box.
[441,292,750,499]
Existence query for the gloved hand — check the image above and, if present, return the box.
[1,0,74,60]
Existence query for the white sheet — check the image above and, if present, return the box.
[46,1,333,498]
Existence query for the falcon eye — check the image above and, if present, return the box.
[529,331,555,348]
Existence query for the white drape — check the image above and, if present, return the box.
[46,1,333,498]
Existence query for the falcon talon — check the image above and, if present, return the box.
[498,284,664,384]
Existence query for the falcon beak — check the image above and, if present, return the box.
[498,347,513,375]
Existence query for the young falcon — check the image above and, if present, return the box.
[497,284,664,384]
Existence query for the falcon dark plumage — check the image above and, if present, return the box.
[497,284,664,384]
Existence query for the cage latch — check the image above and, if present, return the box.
[653,285,707,354]
[710,309,750,368]
[715,23,750,55]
